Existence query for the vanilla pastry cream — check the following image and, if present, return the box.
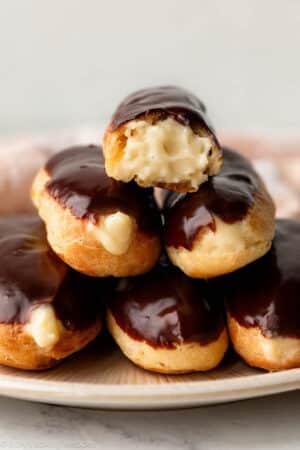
[25,304,65,349]
[87,211,134,255]
[119,118,213,189]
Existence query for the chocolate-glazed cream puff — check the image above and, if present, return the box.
[0,215,106,370]
[32,145,161,277]
[103,86,222,192]
[107,258,228,374]
[225,219,300,371]
[163,148,275,278]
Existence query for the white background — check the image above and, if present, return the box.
[0,0,300,134]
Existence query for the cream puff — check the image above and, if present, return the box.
[107,258,228,374]
[0,214,106,370]
[32,145,161,277]
[163,147,275,278]
[225,219,300,371]
[103,86,222,192]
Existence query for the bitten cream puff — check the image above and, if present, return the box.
[225,219,300,371]
[103,86,222,192]
[163,147,275,278]
[32,145,161,277]
[0,214,106,370]
[107,258,228,374]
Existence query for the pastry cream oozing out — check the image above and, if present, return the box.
[25,304,64,349]
[259,335,300,365]
[119,118,213,189]
[87,211,134,255]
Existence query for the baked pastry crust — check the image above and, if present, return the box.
[228,314,300,371]
[0,320,101,370]
[32,166,161,277]
[166,178,275,278]
[107,310,228,374]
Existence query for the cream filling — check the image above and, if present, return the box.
[25,304,64,349]
[172,215,257,256]
[260,336,300,365]
[121,118,212,188]
[87,211,134,255]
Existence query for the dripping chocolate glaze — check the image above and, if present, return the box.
[110,85,217,138]
[224,219,300,338]
[0,215,109,328]
[164,148,258,249]
[109,257,224,348]
[45,145,161,234]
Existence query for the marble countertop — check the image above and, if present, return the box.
[0,391,299,449]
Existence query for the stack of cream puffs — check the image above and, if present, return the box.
[2,85,300,374]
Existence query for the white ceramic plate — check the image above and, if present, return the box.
[0,130,299,410]
[0,339,299,410]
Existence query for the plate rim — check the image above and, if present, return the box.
[0,366,300,409]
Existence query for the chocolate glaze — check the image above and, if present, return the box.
[45,145,161,234]
[164,148,258,249]
[110,85,217,138]
[109,257,224,348]
[0,215,108,328]
[224,219,300,338]
[53,270,112,330]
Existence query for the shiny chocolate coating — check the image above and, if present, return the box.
[45,145,161,234]
[110,85,217,138]
[53,270,111,330]
[225,219,300,338]
[0,215,108,328]
[164,148,258,249]
[109,258,224,348]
